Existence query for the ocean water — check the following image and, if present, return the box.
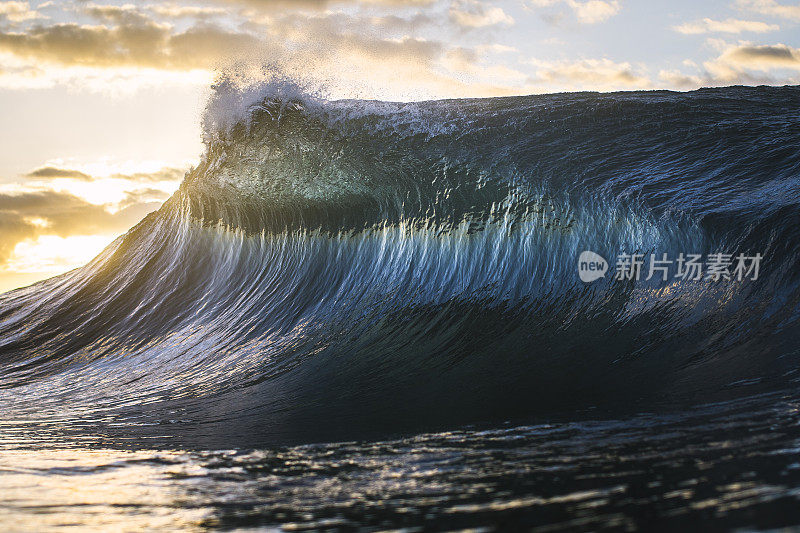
[2,84,800,530]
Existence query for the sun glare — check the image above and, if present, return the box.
[6,234,115,275]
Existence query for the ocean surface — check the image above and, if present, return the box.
[2,84,800,530]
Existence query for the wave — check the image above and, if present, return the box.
[1,83,800,447]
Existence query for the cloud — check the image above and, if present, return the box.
[0,2,501,99]
[0,190,158,265]
[24,165,186,183]
[0,14,264,70]
[737,0,800,21]
[251,11,445,64]
[567,0,620,24]
[528,0,621,24]
[526,58,649,89]
[0,2,516,100]
[726,43,800,65]
[360,13,438,33]
[26,166,93,180]
[673,18,779,34]
[112,167,187,183]
[0,0,633,98]
[361,0,436,4]
[658,69,704,88]
[661,42,800,88]
[708,43,800,80]
[145,4,228,19]
[0,6,447,86]
[449,0,514,28]
[208,0,435,9]
[0,164,185,267]
[204,0,328,10]
[119,188,171,208]
[0,1,42,23]
[82,2,156,27]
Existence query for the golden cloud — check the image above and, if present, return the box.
[0,20,264,70]
[26,167,93,181]
[0,190,159,265]
[0,165,186,265]
[0,1,42,23]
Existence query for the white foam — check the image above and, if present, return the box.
[199,66,466,147]
[201,68,327,145]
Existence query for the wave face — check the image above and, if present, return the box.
[2,85,800,448]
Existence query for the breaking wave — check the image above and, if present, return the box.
[2,82,800,447]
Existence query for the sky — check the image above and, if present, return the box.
[0,0,799,293]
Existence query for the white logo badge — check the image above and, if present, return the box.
[578,251,608,283]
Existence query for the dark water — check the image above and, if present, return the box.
[5,393,800,531]
[2,84,800,530]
